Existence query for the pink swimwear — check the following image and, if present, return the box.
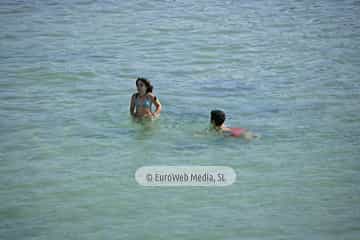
[229,128,246,137]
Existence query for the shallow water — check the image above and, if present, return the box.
[1,0,360,239]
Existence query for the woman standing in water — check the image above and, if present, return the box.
[129,77,162,119]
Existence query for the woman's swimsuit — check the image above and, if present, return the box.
[135,94,152,109]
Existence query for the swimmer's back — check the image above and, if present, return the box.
[229,127,246,137]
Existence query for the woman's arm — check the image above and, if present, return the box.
[129,94,136,116]
[150,94,162,116]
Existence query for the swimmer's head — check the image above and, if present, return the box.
[136,77,153,94]
[210,110,226,127]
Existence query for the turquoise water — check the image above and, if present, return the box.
[1,0,360,239]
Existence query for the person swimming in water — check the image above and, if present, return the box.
[129,77,162,119]
[210,110,257,140]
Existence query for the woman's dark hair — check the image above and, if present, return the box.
[136,77,153,93]
[211,110,226,126]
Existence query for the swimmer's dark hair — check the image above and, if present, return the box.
[211,110,226,126]
[136,77,153,93]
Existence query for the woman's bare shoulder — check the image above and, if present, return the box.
[147,93,158,100]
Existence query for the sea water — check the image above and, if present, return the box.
[1,0,359,239]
